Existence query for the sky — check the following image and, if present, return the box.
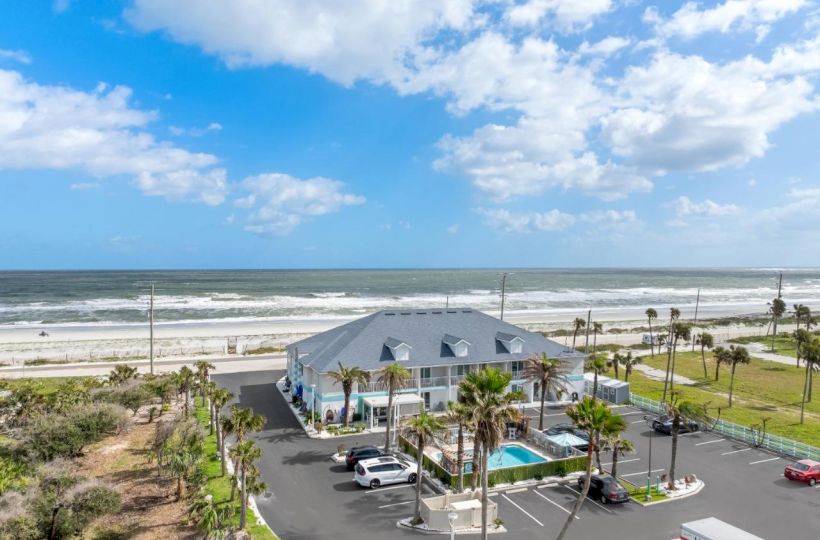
[1,0,820,269]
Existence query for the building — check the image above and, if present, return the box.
[286,308,585,427]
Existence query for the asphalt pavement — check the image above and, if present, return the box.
[214,371,820,540]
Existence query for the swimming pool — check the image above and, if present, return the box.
[434,444,548,471]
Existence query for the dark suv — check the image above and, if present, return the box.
[345,446,385,470]
[651,415,699,435]
[578,474,629,504]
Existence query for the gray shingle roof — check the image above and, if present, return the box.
[288,308,583,373]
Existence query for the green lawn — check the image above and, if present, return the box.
[195,404,278,540]
[619,350,820,446]
[620,478,668,504]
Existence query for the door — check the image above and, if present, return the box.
[422,392,431,410]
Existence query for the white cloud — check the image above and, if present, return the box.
[672,196,740,218]
[126,0,478,86]
[477,207,636,233]
[505,0,613,32]
[600,48,820,173]
[0,69,227,205]
[645,0,807,40]
[447,224,460,234]
[0,49,31,65]
[239,173,365,234]
[577,36,631,57]
[169,122,223,137]
[52,0,71,14]
[69,182,100,191]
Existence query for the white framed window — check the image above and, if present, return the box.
[454,342,468,357]
[511,361,523,375]
[510,340,523,354]
[456,364,470,376]
[420,367,431,379]
[395,346,410,361]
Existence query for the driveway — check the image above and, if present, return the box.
[215,371,820,540]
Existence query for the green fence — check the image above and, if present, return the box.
[398,436,587,489]
[629,393,820,461]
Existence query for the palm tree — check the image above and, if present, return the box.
[108,364,138,386]
[211,387,235,476]
[713,346,731,381]
[177,366,196,418]
[225,406,266,499]
[194,361,216,406]
[328,363,370,427]
[445,401,470,493]
[799,337,820,424]
[556,397,618,540]
[404,412,444,525]
[229,440,262,530]
[205,380,218,434]
[617,351,640,382]
[697,332,714,379]
[793,303,810,330]
[662,322,690,403]
[459,368,520,540]
[376,362,412,453]
[523,353,569,430]
[769,297,786,350]
[645,308,658,356]
[592,321,603,357]
[795,328,811,368]
[664,392,706,490]
[588,355,607,399]
[727,345,751,407]
[594,412,626,474]
[571,317,586,349]
[602,433,634,480]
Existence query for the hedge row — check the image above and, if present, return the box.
[398,435,587,489]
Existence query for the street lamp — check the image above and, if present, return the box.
[310,383,316,427]
[643,414,653,501]
[447,511,458,540]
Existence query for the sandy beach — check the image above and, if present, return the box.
[0,302,780,365]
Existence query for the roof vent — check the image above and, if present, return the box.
[446,310,457,314]
[416,311,427,315]
[400,312,412,315]
[432,311,442,314]
[385,313,396,316]
[462,310,472,313]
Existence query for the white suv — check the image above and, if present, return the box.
[354,456,417,489]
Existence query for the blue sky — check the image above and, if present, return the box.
[1,0,820,269]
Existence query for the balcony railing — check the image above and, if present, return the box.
[356,369,524,393]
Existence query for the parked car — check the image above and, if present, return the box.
[784,459,820,486]
[577,474,629,504]
[345,445,385,470]
[651,415,699,435]
[354,456,417,488]
[545,423,590,440]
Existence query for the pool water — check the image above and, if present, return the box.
[434,444,548,471]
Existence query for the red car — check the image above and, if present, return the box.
[784,459,820,486]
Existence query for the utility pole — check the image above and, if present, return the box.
[691,288,700,352]
[149,283,154,375]
[500,273,508,320]
[584,309,591,355]
[773,272,783,336]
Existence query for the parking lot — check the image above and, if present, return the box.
[215,370,819,540]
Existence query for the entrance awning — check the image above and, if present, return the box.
[363,394,424,408]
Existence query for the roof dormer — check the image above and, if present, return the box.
[385,337,411,361]
[443,334,471,358]
[496,332,524,354]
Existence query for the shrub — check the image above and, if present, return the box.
[351,412,362,422]
[24,404,128,461]
[313,421,323,433]
[96,386,151,416]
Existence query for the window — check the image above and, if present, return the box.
[420,367,431,379]
[511,384,523,395]
[456,364,470,376]
[396,347,409,361]
[510,340,523,354]
[511,361,523,375]
[454,342,468,357]
[423,392,431,410]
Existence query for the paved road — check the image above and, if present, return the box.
[0,354,286,378]
[215,371,819,540]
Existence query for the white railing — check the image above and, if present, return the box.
[629,393,820,461]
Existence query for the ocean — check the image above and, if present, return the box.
[1,268,819,329]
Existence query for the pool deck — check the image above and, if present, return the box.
[425,439,553,471]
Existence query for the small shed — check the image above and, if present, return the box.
[583,373,630,404]
[544,432,587,458]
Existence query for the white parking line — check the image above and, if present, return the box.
[631,419,646,424]
[619,411,644,416]
[695,439,725,446]
[620,468,664,478]
[749,457,780,465]
[721,448,752,456]
[377,500,414,509]
[532,489,579,519]
[602,458,640,467]
[502,494,544,526]
[362,484,414,494]
[561,485,614,514]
